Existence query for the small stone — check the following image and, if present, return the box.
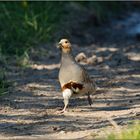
[129,111,135,114]
[59,130,65,134]
[104,65,110,69]
[71,109,74,112]
[52,126,58,131]
[106,102,110,106]
[129,100,133,103]
[101,64,110,70]
[136,112,140,116]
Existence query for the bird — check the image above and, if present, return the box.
[57,38,97,113]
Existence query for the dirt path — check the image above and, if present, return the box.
[0,10,140,139]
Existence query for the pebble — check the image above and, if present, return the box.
[52,126,58,131]
[59,130,65,134]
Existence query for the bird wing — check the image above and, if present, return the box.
[81,66,92,83]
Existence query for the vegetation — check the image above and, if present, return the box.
[0,1,66,56]
[0,68,9,96]
[0,1,135,94]
[107,121,140,140]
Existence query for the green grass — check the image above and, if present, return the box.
[0,69,9,96]
[0,1,66,56]
[107,121,140,140]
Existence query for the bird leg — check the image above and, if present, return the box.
[57,89,72,114]
[59,98,69,113]
[87,93,92,106]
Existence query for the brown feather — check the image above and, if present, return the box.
[62,81,84,93]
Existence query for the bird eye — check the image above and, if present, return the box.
[65,41,68,43]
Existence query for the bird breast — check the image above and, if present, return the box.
[59,62,84,87]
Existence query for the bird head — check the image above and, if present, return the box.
[57,39,72,53]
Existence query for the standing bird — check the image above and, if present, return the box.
[57,39,96,113]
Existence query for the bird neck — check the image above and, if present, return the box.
[61,51,75,63]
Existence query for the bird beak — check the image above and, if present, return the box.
[57,42,62,49]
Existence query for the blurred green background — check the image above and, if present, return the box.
[0,1,65,56]
[0,1,130,57]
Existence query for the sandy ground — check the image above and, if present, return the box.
[0,7,140,139]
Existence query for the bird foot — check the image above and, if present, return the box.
[56,109,67,114]
[87,94,93,106]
